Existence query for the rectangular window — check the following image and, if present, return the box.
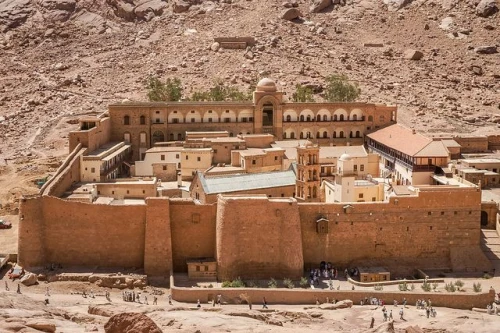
[191,110,195,113]
[208,110,212,113]
[185,155,188,160]
[197,157,201,162]
[163,165,167,170]
[372,197,376,201]
[91,167,95,173]
[224,118,230,123]
[242,117,247,122]
[176,154,179,159]
[196,266,200,272]
[354,165,358,171]
[208,118,212,122]
[275,156,278,161]
[156,118,160,123]
[249,117,253,121]
[191,118,195,123]
[360,164,364,171]
[173,118,178,123]
[213,149,217,154]
[161,155,165,161]
[252,160,256,165]
[359,193,364,198]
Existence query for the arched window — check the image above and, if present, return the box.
[283,132,287,139]
[169,133,174,141]
[339,114,344,121]
[368,115,373,122]
[124,132,131,143]
[291,132,295,139]
[323,131,328,138]
[356,131,361,138]
[300,132,304,139]
[340,131,344,138]
[177,133,182,140]
[316,132,320,138]
[140,115,146,125]
[316,115,321,121]
[323,115,328,121]
[152,131,164,143]
[300,115,305,122]
[140,132,147,144]
[352,114,357,121]
[286,115,291,122]
[229,132,233,137]
[333,115,338,121]
[306,115,311,122]
[333,131,336,138]
[124,115,130,125]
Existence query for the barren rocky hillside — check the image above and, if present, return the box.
[0,0,499,211]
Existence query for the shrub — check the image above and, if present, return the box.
[483,273,492,279]
[247,280,258,288]
[231,277,246,288]
[421,281,432,292]
[208,283,214,288]
[292,84,315,102]
[374,284,383,291]
[398,281,409,291]
[268,278,278,289]
[221,281,231,288]
[410,283,415,291]
[146,77,183,101]
[473,282,482,292]
[324,74,360,102]
[189,79,252,101]
[300,276,309,288]
[444,282,456,292]
[432,282,439,291]
[283,278,294,289]
[454,280,464,291]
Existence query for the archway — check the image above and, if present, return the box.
[262,103,274,127]
[152,131,165,144]
[481,211,488,227]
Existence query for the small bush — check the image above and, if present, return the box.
[247,280,258,288]
[410,283,415,291]
[221,281,231,288]
[483,273,492,279]
[421,281,432,292]
[208,283,214,288]
[268,278,278,289]
[324,74,360,102]
[444,282,456,292]
[292,84,315,102]
[398,281,409,291]
[473,282,482,292]
[432,282,439,291]
[454,280,464,291]
[374,284,383,291]
[231,277,246,288]
[283,278,294,289]
[146,77,183,102]
[300,276,309,288]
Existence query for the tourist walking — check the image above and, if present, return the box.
[168,294,173,305]
[399,307,404,320]
[17,284,21,294]
[262,297,268,309]
[153,296,157,305]
[5,281,9,291]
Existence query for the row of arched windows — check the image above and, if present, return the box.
[283,131,362,139]
[285,114,371,122]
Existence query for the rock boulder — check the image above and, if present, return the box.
[476,0,498,18]
[104,313,162,333]
[281,8,302,20]
[309,0,332,13]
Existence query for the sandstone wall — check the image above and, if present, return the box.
[216,196,303,280]
[488,135,500,151]
[144,198,172,276]
[18,196,46,267]
[454,136,489,153]
[69,117,111,154]
[171,284,495,310]
[42,196,146,267]
[169,199,217,272]
[202,185,296,204]
[299,187,488,274]
[41,145,84,197]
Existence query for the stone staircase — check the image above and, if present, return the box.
[481,229,500,276]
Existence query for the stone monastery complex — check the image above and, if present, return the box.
[18,79,500,280]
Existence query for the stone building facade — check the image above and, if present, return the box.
[108,78,397,161]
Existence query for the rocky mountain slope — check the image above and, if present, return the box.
[0,0,498,211]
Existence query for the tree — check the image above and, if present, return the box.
[147,77,183,102]
[324,74,360,102]
[190,79,252,102]
[292,84,315,102]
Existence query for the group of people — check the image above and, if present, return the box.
[309,261,342,286]
[122,290,158,305]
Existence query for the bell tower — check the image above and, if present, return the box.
[295,143,321,202]
[253,78,284,139]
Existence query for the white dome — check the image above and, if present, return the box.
[256,78,277,92]
[339,153,352,161]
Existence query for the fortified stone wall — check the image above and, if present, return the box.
[144,198,172,276]
[488,134,500,151]
[19,196,147,269]
[299,187,489,274]
[454,136,489,153]
[216,196,303,280]
[41,145,84,197]
[200,185,296,204]
[169,200,217,272]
